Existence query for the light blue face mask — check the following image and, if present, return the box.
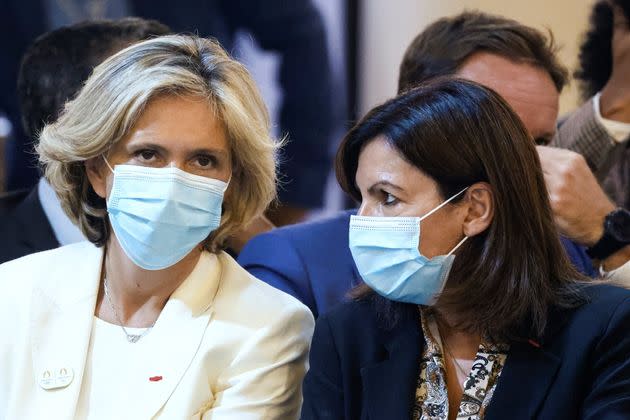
[104,159,229,270]
[349,187,468,305]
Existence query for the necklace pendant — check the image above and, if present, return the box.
[126,334,142,343]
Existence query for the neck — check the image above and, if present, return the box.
[433,309,481,358]
[97,236,202,327]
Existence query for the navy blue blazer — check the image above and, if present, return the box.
[301,284,630,419]
[238,211,596,317]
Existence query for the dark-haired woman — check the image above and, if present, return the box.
[301,79,630,420]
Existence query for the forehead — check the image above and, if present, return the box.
[126,94,228,149]
[455,52,559,139]
[356,137,435,190]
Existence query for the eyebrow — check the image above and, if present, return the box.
[128,142,229,157]
[189,147,230,158]
[367,180,403,195]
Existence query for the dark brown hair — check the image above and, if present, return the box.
[575,0,630,100]
[398,11,568,94]
[18,17,171,140]
[337,78,585,340]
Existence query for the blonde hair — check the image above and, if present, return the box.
[37,34,278,251]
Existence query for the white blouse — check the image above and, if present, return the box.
[75,317,161,419]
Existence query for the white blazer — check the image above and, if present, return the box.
[0,242,314,419]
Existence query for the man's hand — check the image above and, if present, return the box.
[537,146,615,246]
[599,3,630,123]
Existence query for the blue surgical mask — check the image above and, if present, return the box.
[349,188,468,305]
[104,159,228,270]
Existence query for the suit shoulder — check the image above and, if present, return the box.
[0,242,98,322]
[554,284,630,340]
[282,210,352,237]
[0,241,96,271]
[219,252,313,320]
[238,211,353,267]
[582,284,630,305]
[254,210,351,243]
[0,242,101,295]
[579,284,630,314]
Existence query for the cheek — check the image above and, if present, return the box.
[418,211,464,258]
[418,224,447,259]
[104,175,114,201]
[85,163,111,200]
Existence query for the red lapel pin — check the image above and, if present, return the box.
[528,339,541,348]
[149,376,163,382]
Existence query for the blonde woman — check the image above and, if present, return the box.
[0,35,314,419]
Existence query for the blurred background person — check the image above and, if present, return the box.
[0,116,8,195]
[0,0,335,225]
[239,11,630,319]
[571,0,630,209]
[0,35,313,418]
[302,78,630,419]
[0,18,170,264]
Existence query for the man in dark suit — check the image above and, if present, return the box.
[1,0,333,224]
[0,18,170,264]
[238,11,630,318]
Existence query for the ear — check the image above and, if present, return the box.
[462,182,494,237]
[85,157,109,199]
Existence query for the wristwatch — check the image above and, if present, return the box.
[586,208,630,260]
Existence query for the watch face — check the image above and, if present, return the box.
[607,209,630,242]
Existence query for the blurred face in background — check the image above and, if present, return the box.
[457,51,560,145]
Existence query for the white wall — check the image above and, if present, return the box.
[359,0,595,116]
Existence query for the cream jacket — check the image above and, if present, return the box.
[0,242,314,419]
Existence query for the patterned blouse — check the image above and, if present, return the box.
[412,307,509,420]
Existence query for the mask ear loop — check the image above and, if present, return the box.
[447,236,468,256]
[102,155,114,174]
[418,186,469,222]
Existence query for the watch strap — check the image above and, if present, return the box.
[586,208,630,260]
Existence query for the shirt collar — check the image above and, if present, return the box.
[38,177,86,246]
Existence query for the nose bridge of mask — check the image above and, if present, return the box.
[349,216,421,250]
[104,158,229,191]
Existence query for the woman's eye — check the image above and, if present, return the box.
[384,193,398,206]
[137,149,156,161]
[196,154,216,168]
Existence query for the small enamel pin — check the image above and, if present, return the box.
[39,367,74,390]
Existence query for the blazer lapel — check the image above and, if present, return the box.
[485,340,560,419]
[138,251,223,419]
[29,243,103,419]
[361,309,422,420]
